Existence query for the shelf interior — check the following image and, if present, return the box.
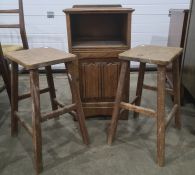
[72,40,127,48]
[70,13,128,48]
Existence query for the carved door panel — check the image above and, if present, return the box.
[79,58,121,102]
[101,61,121,100]
[80,61,101,101]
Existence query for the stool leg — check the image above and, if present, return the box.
[0,57,11,102]
[133,62,146,118]
[107,61,128,145]
[172,59,181,129]
[66,62,78,121]
[66,61,89,145]
[157,65,166,166]
[45,66,58,111]
[30,69,43,173]
[11,62,18,136]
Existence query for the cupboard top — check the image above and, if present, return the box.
[63,7,134,14]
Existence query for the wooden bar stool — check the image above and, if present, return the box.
[5,47,89,174]
[107,45,183,166]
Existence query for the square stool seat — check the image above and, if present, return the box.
[119,45,183,65]
[5,47,77,70]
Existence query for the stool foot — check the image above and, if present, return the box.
[76,104,90,145]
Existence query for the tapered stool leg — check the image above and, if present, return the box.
[172,59,181,129]
[30,69,43,174]
[107,61,128,145]
[11,62,18,136]
[157,65,166,167]
[66,61,89,145]
[66,61,78,121]
[133,62,146,118]
[45,66,58,111]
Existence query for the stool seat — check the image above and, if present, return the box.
[6,47,77,69]
[119,45,183,65]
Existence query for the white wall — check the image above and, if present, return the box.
[0,0,190,67]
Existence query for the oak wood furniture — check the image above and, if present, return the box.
[107,45,183,166]
[5,47,89,174]
[0,0,28,102]
[182,0,195,99]
[167,9,189,99]
[64,5,134,119]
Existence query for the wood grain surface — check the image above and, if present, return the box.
[119,45,183,65]
[6,48,77,69]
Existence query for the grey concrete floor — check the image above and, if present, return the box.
[0,72,195,175]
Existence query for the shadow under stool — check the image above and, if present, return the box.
[107,45,183,166]
[5,47,89,174]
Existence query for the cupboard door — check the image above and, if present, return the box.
[101,61,120,100]
[79,59,121,102]
[78,58,129,119]
[80,61,101,101]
